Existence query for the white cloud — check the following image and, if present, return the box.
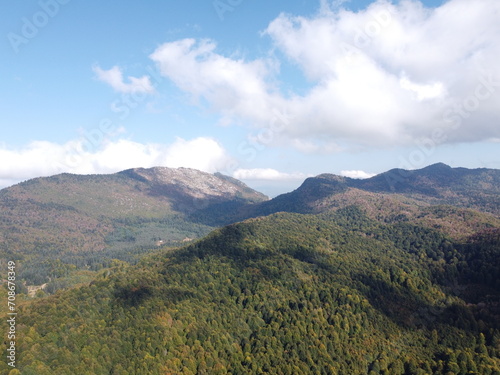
[233,168,307,181]
[0,137,231,189]
[291,139,342,154]
[340,170,376,179]
[0,141,67,182]
[149,39,282,126]
[399,77,445,101]
[161,137,231,172]
[93,65,156,94]
[149,0,500,150]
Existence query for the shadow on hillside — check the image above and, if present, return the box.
[353,272,495,333]
[143,184,239,226]
[355,272,443,328]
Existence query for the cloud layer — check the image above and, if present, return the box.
[233,168,307,181]
[0,137,231,188]
[340,170,376,179]
[150,0,500,149]
[149,38,282,126]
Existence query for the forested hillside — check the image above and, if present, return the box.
[240,163,500,220]
[1,164,497,288]
[0,167,267,285]
[235,164,500,241]
[0,164,498,374]
[2,209,499,374]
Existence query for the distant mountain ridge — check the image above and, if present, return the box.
[120,167,267,202]
[241,163,500,218]
[355,163,499,202]
[0,167,267,283]
[231,163,500,242]
[0,163,498,285]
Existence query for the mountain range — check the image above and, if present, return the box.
[243,162,500,216]
[0,163,499,373]
[238,163,499,240]
[0,163,498,285]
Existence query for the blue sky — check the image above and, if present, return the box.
[1,0,499,196]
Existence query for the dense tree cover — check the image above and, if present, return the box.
[239,164,500,221]
[0,169,264,287]
[355,163,500,216]
[2,165,499,299]
[2,213,213,289]
[2,210,499,374]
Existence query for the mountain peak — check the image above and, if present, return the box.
[315,173,348,182]
[119,166,267,202]
[298,174,348,195]
[239,163,500,219]
[424,162,452,170]
[420,163,454,175]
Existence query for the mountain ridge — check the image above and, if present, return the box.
[0,163,498,285]
[119,167,268,202]
[238,163,500,220]
[0,163,499,373]
[0,166,267,284]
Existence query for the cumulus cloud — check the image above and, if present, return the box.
[340,170,376,179]
[149,38,283,126]
[0,137,231,189]
[0,141,68,185]
[160,137,231,172]
[150,0,500,149]
[233,168,307,181]
[93,65,156,94]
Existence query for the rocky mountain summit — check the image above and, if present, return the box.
[120,167,267,202]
